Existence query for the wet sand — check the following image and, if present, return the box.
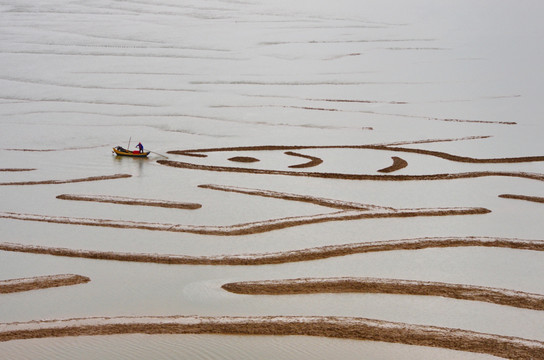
[1,237,541,266]
[0,274,90,294]
[222,277,544,310]
[56,194,202,209]
[0,174,131,186]
[1,315,543,359]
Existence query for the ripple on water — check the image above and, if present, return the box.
[0,334,500,360]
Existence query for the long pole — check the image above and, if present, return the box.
[149,150,168,158]
[127,137,131,149]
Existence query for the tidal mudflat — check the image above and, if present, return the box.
[1,0,544,359]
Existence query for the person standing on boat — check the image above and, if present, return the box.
[136,142,144,153]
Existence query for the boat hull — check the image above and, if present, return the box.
[113,147,150,157]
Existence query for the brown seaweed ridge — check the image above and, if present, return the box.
[0,206,488,236]
[0,237,542,266]
[222,277,544,310]
[1,315,543,359]
[0,274,90,294]
[167,144,544,164]
[0,174,131,186]
[56,194,202,210]
[284,151,323,168]
[158,160,544,182]
[378,156,408,173]
[499,194,544,204]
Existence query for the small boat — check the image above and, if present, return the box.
[113,146,150,157]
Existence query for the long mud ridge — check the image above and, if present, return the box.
[197,184,391,211]
[1,237,542,266]
[159,159,544,182]
[284,151,324,168]
[222,277,544,311]
[57,194,202,210]
[0,184,488,235]
[0,274,90,294]
[167,144,544,164]
[1,315,543,359]
[0,168,36,172]
[499,194,544,204]
[0,207,486,236]
[0,174,131,186]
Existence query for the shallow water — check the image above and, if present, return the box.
[1,0,544,358]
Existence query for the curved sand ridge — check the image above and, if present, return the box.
[378,156,408,173]
[222,277,544,311]
[0,207,487,236]
[499,194,544,204]
[0,184,488,235]
[158,159,544,182]
[228,156,259,163]
[1,237,542,266]
[0,168,36,172]
[5,144,109,152]
[0,174,131,186]
[167,144,544,164]
[56,194,202,210]
[0,274,90,294]
[197,184,391,210]
[284,151,324,168]
[1,315,543,359]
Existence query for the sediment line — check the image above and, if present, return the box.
[198,184,391,210]
[222,277,544,311]
[56,194,201,210]
[167,144,544,164]
[0,274,90,294]
[0,174,131,186]
[228,156,260,163]
[158,160,544,183]
[0,168,36,172]
[0,207,488,236]
[378,136,491,146]
[5,144,111,152]
[499,194,544,204]
[2,237,540,266]
[285,151,323,168]
[1,315,542,358]
[378,156,408,173]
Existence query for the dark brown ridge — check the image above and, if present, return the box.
[56,194,202,210]
[0,274,90,293]
[1,315,543,359]
[222,277,544,311]
[228,156,260,163]
[157,160,544,182]
[0,168,36,172]
[167,144,544,164]
[377,156,408,173]
[1,237,542,266]
[0,207,490,236]
[499,194,544,204]
[285,151,323,168]
[0,174,131,186]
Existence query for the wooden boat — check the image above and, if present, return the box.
[113,146,150,158]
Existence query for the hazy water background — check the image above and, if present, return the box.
[1,0,543,358]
